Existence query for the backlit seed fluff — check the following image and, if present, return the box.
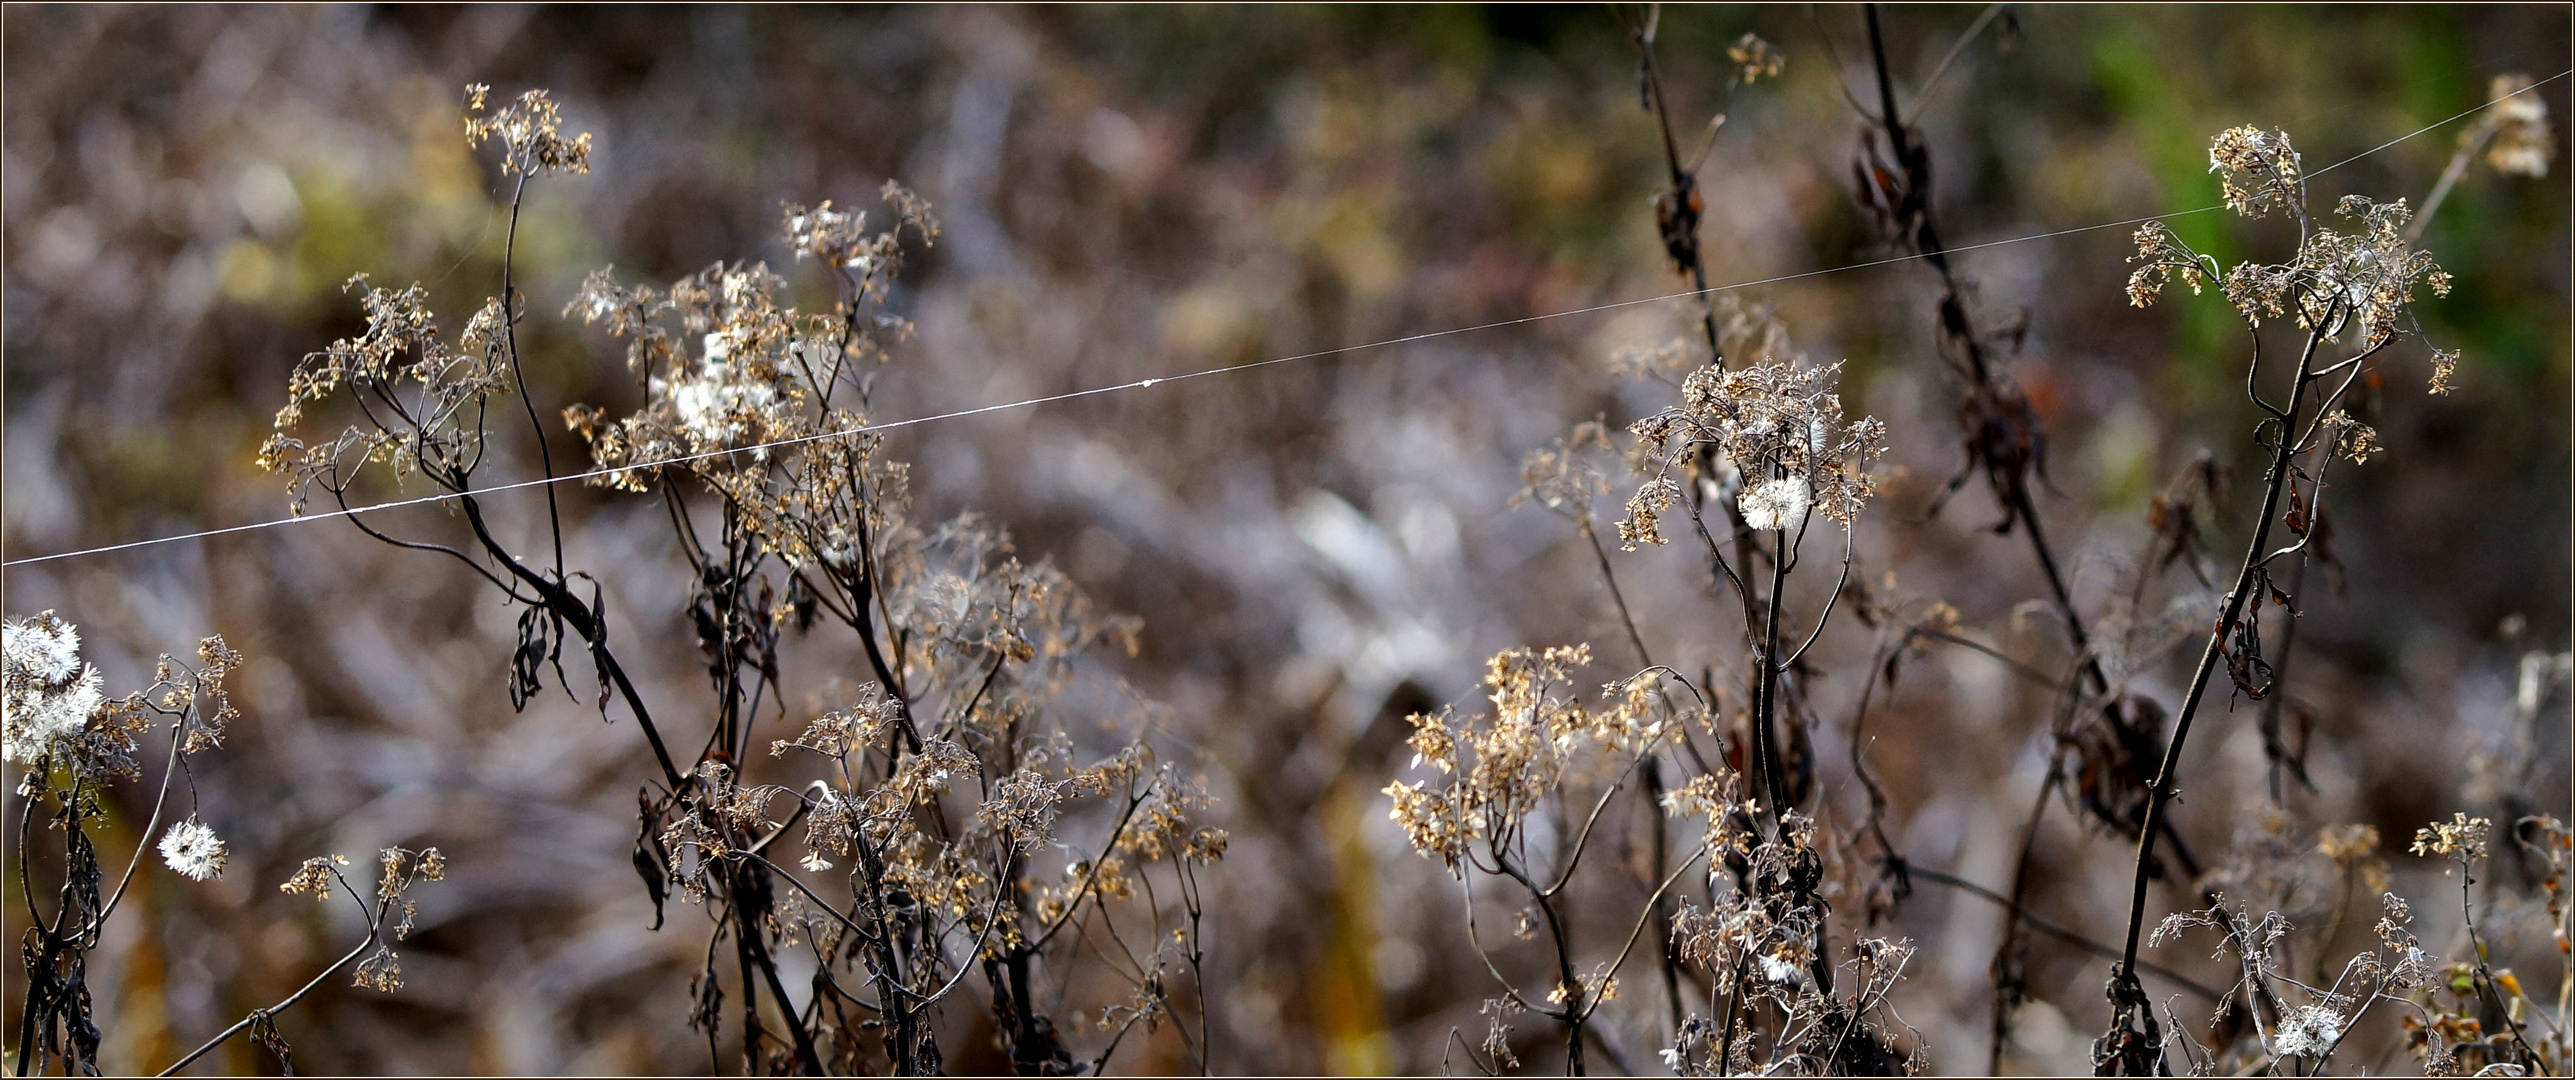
[159,818,227,881]
[1738,477,1810,531]
[3,611,104,764]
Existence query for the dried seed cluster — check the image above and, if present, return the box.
[1620,360,1888,549]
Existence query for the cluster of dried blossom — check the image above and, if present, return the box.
[1619,360,1888,550]
[253,84,1225,1074]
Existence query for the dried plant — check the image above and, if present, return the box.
[1392,31,1925,1058]
[2116,810,2572,1077]
[6,12,2561,1078]
[1398,15,2560,1077]
[7,611,430,1075]
[1835,11,2245,1067]
[255,85,1221,1076]
[2094,120,2469,1075]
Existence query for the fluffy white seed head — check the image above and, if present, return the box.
[1738,477,1810,531]
[159,818,228,882]
[4,612,103,763]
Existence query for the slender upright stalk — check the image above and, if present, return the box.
[2113,319,2329,1008]
[1748,521,1791,827]
[1627,5,1722,359]
[496,172,568,581]
[1861,3,2107,697]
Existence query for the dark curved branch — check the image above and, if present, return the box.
[158,863,388,1076]
[328,479,536,602]
[1779,525,1856,671]
[455,491,687,789]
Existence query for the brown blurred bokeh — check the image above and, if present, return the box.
[6,5,2568,1074]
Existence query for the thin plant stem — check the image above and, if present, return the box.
[2114,314,2332,1010]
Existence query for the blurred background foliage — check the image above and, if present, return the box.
[4,5,2567,1074]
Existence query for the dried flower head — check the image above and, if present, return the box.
[1728,33,1785,86]
[1714,294,1797,367]
[1382,644,1674,870]
[2426,348,2461,396]
[2126,221,2217,308]
[978,768,1073,856]
[464,85,592,177]
[2320,410,2382,465]
[353,946,404,992]
[564,189,930,507]
[2317,821,2391,891]
[1512,422,1612,518]
[2209,125,2304,219]
[2137,126,2458,409]
[4,609,81,684]
[158,818,227,882]
[2374,892,2436,990]
[1618,474,1685,550]
[1621,359,1886,547]
[2483,74,2555,178]
[785,182,939,274]
[2295,196,2450,346]
[280,856,342,899]
[259,278,512,514]
[2411,812,2492,861]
